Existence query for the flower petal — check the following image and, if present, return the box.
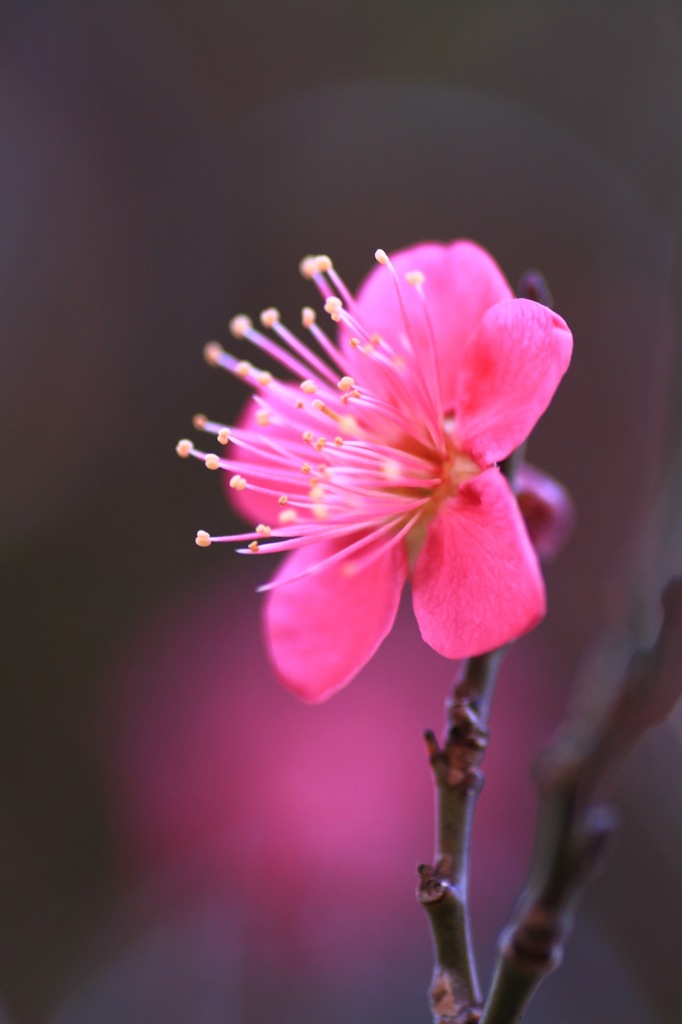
[454,298,573,465]
[341,240,513,409]
[264,536,408,702]
[412,468,545,658]
[516,463,575,561]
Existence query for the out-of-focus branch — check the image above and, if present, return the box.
[479,576,682,1024]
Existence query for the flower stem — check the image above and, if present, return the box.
[418,649,507,1024]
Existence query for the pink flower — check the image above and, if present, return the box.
[178,240,573,702]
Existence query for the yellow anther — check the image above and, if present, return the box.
[301,463,312,474]
[295,399,304,409]
[176,439,193,458]
[203,342,223,366]
[349,337,361,348]
[333,436,344,447]
[311,398,325,412]
[324,296,343,316]
[300,379,317,394]
[229,315,252,339]
[257,371,273,386]
[301,307,316,328]
[248,540,260,553]
[279,509,298,525]
[375,248,389,265]
[260,307,280,329]
[309,484,324,502]
[299,255,318,279]
[229,474,247,491]
[217,428,230,445]
[193,413,207,429]
[315,255,333,273]
[405,270,425,286]
[312,504,328,521]
[195,530,212,548]
[278,495,288,506]
[255,409,271,426]
[302,431,314,443]
[235,360,252,379]
[313,436,327,452]
[256,524,272,537]
[337,376,355,391]
[205,454,220,470]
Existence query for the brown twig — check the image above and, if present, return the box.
[418,650,507,1024]
[417,444,527,1024]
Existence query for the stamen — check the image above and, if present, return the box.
[195,530,212,547]
[229,315,253,339]
[299,256,318,280]
[176,439,193,458]
[256,524,272,537]
[205,454,221,470]
[324,296,344,322]
[259,307,280,329]
[230,474,247,490]
[371,251,444,451]
[203,342,224,366]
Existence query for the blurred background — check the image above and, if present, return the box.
[2,2,682,1022]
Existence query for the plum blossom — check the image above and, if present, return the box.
[177,241,573,702]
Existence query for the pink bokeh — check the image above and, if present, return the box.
[99,566,563,977]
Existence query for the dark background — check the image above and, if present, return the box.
[2,3,682,1022]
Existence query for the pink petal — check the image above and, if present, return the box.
[454,299,573,465]
[516,463,575,560]
[412,468,545,659]
[264,535,408,702]
[341,240,512,409]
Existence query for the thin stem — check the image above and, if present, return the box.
[418,650,506,1024]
